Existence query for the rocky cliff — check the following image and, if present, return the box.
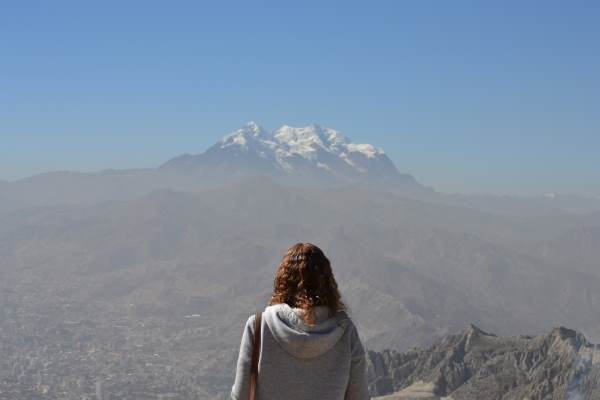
[367,325,600,400]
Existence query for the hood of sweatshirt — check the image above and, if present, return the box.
[263,303,351,359]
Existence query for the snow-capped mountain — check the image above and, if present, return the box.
[161,122,421,187]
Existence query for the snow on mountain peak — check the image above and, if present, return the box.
[345,142,384,158]
[220,121,269,149]
[215,121,393,174]
[273,125,326,159]
[161,121,419,187]
[244,121,264,136]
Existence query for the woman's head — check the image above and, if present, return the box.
[268,242,345,324]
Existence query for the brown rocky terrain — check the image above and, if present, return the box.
[368,325,600,399]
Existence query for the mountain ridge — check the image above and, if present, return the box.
[160,121,422,187]
[369,324,600,399]
[2,122,600,217]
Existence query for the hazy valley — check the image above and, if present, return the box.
[1,123,599,399]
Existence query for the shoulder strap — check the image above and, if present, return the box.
[249,311,262,400]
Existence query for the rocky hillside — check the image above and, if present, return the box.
[368,325,600,400]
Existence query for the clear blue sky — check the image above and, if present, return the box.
[2,1,599,195]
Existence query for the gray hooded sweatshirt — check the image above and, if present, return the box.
[231,303,370,400]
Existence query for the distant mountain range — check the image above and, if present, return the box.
[2,122,600,217]
[369,325,600,399]
[160,121,421,187]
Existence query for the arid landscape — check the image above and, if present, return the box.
[2,124,599,398]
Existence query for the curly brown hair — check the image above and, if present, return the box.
[268,242,345,324]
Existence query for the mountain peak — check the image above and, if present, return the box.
[161,122,422,188]
[219,122,270,149]
[245,120,261,129]
[368,326,600,399]
[242,121,267,137]
[464,323,493,337]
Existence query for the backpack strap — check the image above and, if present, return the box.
[249,311,262,400]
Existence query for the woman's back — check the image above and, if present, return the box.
[231,303,370,400]
[231,242,370,399]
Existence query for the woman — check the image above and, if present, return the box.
[231,242,370,400]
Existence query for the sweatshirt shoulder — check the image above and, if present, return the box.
[344,318,366,354]
[245,313,256,326]
[343,315,360,335]
[243,311,264,335]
